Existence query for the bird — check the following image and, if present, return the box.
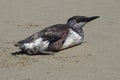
[15,15,99,55]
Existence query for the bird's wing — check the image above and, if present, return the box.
[40,24,69,41]
[40,24,69,50]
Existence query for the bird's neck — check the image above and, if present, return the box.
[67,21,85,37]
[70,27,84,37]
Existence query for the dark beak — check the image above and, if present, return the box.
[88,16,100,22]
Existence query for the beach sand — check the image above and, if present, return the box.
[0,0,120,80]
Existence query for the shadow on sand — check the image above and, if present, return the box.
[11,51,56,56]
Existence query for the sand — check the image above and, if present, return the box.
[0,0,120,80]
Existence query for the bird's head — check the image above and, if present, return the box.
[67,16,100,29]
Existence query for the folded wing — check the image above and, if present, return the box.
[41,24,69,50]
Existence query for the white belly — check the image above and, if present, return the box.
[62,29,83,49]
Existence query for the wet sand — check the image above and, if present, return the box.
[0,0,120,80]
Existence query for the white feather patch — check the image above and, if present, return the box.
[24,37,49,50]
[74,22,87,28]
[62,29,83,49]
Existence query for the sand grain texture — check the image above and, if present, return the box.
[0,0,120,80]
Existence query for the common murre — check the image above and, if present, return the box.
[15,16,99,55]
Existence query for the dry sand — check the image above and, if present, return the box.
[0,0,120,80]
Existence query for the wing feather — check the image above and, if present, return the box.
[40,24,69,50]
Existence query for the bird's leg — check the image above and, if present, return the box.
[26,49,55,55]
[26,49,34,55]
[40,50,55,55]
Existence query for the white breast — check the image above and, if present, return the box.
[62,29,83,49]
